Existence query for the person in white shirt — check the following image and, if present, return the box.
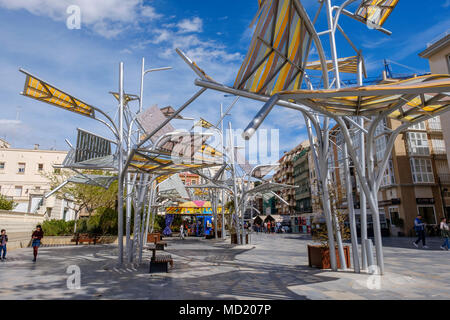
[180,224,185,240]
[439,218,449,250]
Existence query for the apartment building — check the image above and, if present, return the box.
[419,33,450,171]
[330,115,450,236]
[0,142,76,220]
[293,145,312,214]
[273,143,304,215]
[179,172,200,186]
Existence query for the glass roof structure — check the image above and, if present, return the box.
[306,56,364,75]
[20,69,95,118]
[355,0,399,28]
[279,75,450,122]
[234,0,316,95]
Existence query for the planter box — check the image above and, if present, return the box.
[307,245,351,269]
[231,233,249,244]
[147,233,162,243]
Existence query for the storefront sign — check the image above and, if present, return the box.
[166,207,228,215]
[378,198,401,206]
[416,198,435,205]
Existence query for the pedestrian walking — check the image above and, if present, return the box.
[0,229,8,261]
[439,218,449,251]
[267,221,271,234]
[413,215,428,249]
[31,225,44,262]
[180,224,185,240]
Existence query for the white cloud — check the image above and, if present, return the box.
[177,17,203,33]
[0,0,161,38]
[0,119,21,125]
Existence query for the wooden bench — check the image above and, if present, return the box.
[71,233,99,245]
[149,248,173,273]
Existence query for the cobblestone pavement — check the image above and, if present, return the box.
[0,233,448,300]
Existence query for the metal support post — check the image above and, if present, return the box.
[228,122,241,245]
[343,141,360,273]
[117,62,124,265]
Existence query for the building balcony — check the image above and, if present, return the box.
[439,174,450,184]
[428,125,442,133]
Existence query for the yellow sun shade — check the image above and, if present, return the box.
[20,69,95,118]
[306,56,363,74]
[355,0,399,27]
[279,75,450,123]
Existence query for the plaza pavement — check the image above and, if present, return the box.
[0,233,448,300]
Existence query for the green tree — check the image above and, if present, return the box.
[44,169,118,217]
[0,194,17,211]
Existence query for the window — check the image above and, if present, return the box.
[374,118,387,137]
[54,168,61,174]
[407,132,429,156]
[15,186,23,197]
[418,206,436,225]
[410,158,434,183]
[381,160,395,187]
[389,207,400,226]
[409,122,426,131]
[431,139,446,154]
[38,163,44,172]
[427,116,442,131]
[0,162,4,170]
[18,163,26,174]
[375,135,387,163]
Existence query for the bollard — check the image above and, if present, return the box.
[365,239,375,273]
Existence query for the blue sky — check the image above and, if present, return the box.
[0,0,449,160]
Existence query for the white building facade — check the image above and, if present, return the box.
[0,142,76,221]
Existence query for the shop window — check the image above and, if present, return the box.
[0,162,4,170]
[388,207,400,226]
[418,206,436,225]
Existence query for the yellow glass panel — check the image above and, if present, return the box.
[21,71,95,118]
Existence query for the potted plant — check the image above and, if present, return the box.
[308,186,351,269]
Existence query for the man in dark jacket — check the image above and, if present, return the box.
[413,215,428,249]
[0,229,8,260]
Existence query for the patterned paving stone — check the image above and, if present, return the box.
[0,234,448,299]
